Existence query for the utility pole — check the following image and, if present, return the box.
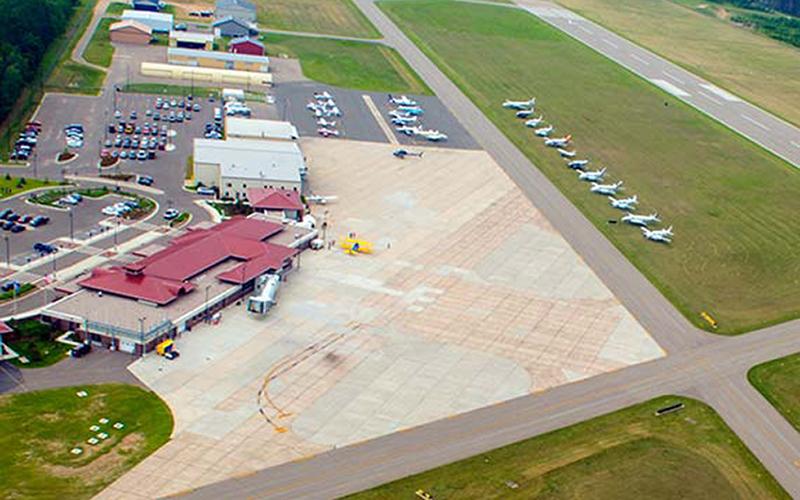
[69,207,74,241]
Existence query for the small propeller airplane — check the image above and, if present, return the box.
[544,134,572,147]
[534,125,554,137]
[567,159,589,170]
[502,97,536,110]
[389,94,417,106]
[621,212,660,227]
[524,116,544,128]
[642,226,673,243]
[516,109,535,118]
[558,148,576,158]
[608,195,638,211]
[578,167,606,182]
[590,180,623,195]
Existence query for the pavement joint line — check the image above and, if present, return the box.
[662,71,685,84]
[362,95,398,145]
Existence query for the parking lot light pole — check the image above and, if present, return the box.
[4,236,8,267]
[69,207,74,241]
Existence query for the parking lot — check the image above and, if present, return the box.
[274,82,479,149]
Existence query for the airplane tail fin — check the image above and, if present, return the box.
[632,195,638,203]
[565,134,572,141]
[608,196,616,202]
[600,167,607,174]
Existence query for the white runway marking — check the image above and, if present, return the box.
[791,141,800,149]
[699,84,742,102]
[601,38,619,49]
[630,53,650,66]
[578,24,592,34]
[362,95,399,145]
[650,79,690,98]
[663,71,684,84]
[741,114,769,131]
[698,91,722,105]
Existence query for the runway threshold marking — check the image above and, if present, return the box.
[663,71,684,84]
[600,38,619,49]
[698,91,722,106]
[630,53,650,66]
[741,114,770,131]
[362,95,399,145]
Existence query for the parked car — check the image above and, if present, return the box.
[18,215,31,225]
[196,186,216,196]
[29,215,49,227]
[10,224,25,233]
[6,213,19,222]
[1,280,20,292]
[0,209,13,219]
[137,175,154,186]
[163,208,179,220]
[33,242,57,254]
[70,342,91,358]
[2,221,14,231]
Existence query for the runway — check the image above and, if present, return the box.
[180,1,800,497]
[514,0,800,169]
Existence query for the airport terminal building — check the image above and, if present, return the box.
[42,217,312,355]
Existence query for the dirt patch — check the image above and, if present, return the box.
[38,412,62,423]
[45,432,145,479]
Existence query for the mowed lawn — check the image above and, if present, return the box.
[349,397,787,499]
[84,17,115,68]
[0,384,173,499]
[380,0,800,334]
[256,0,380,38]
[749,354,800,433]
[554,0,800,127]
[264,33,431,94]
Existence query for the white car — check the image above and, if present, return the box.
[66,139,83,148]
[101,205,119,216]
[163,208,179,220]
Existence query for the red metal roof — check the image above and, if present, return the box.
[79,268,195,305]
[217,243,297,284]
[247,188,303,211]
[0,321,12,334]
[80,217,293,304]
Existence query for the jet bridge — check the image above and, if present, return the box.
[247,274,281,315]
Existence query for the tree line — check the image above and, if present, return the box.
[0,0,79,124]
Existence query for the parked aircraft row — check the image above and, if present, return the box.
[387,95,448,142]
[308,91,342,138]
[502,97,673,244]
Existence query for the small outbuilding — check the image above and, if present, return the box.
[229,36,264,56]
[121,10,173,33]
[131,0,163,12]
[109,20,153,45]
[214,0,257,22]
[213,16,258,38]
[246,188,304,221]
[169,30,215,50]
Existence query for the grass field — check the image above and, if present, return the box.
[553,0,800,127]
[0,384,173,499]
[256,0,380,38]
[380,0,800,334]
[749,354,800,433]
[350,396,786,499]
[84,18,115,68]
[0,175,56,199]
[6,318,68,368]
[264,33,431,94]
[121,83,222,98]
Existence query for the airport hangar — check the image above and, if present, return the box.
[41,217,315,355]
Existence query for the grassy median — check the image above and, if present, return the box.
[554,0,800,127]
[0,384,173,499]
[83,18,115,68]
[749,354,800,433]
[380,0,800,334]
[256,0,380,38]
[264,33,431,94]
[349,396,786,499]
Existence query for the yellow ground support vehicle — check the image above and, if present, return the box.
[340,237,373,255]
[156,339,179,359]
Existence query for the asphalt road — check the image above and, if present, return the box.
[182,1,800,497]
[514,0,800,169]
